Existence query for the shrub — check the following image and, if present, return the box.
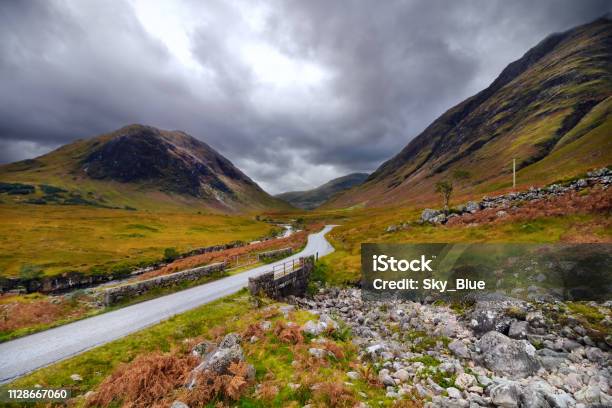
[39,184,67,194]
[86,352,197,408]
[0,182,35,195]
[19,264,43,280]
[163,247,180,262]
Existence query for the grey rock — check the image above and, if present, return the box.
[170,401,189,408]
[347,371,360,381]
[508,321,528,339]
[218,333,241,349]
[379,372,395,387]
[574,385,601,404]
[475,331,540,379]
[308,348,327,359]
[455,373,475,390]
[421,209,441,223]
[302,320,327,336]
[465,201,480,213]
[191,340,214,357]
[447,387,462,399]
[393,369,410,382]
[449,339,470,359]
[585,347,606,364]
[520,380,555,408]
[490,381,521,408]
[201,346,244,375]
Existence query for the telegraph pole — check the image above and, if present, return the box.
[513,158,516,189]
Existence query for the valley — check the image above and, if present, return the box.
[0,13,610,408]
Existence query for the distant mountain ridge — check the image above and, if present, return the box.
[277,173,369,209]
[0,124,290,213]
[326,16,612,209]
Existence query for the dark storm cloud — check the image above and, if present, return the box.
[0,0,610,193]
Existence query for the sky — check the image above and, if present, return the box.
[0,1,610,194]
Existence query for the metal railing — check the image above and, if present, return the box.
[271,258,303,280]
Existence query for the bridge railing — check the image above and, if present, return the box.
[270,258,303,280]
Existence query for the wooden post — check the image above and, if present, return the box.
[513,158,516,189]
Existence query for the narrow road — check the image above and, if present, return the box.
[0,225,336,383]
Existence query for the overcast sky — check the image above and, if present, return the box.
[0,1,610,194]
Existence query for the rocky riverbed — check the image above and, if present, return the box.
[292,288,611,407]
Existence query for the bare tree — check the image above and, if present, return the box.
[435,180,453,213]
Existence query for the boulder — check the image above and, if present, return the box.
[308,348,328,359]
[454,373,475,390]
[490,381,521,408]
[475,331,540,379]
[508,321,528,339]
[302,320,327,336]
[465,201,480,213]
[393,369,410,382]
[467,294,527,334]
[421,209,441,223]
[201,346,244,375]
[448,339,470,359]
[218,333,241,348]
[446,387,462,399]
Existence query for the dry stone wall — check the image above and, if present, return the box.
[103,262,226,306]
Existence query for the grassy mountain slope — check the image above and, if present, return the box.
[326,17,612,209]
[0,124,291,213]
[276,172,368,209]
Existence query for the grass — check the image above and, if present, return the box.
[3,290,402,407]
[0,203,272,278]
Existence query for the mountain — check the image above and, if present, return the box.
[0,124,290,213]
[276,173,369,209]
[326,16,612,209]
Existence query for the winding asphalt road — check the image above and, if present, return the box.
[0,225,336,383]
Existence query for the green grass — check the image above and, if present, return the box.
[306,207,609,286]
[4,290,393,407]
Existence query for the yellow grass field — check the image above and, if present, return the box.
[0,204,272,278]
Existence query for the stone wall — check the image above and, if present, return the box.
[248,256,314,299]
[103,262,226,306]
[257,247,293,261]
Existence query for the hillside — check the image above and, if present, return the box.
[326,16,612,209]
[0,124,290,213]
[276,172,368,209]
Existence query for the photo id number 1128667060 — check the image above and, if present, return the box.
[1,388,71,402]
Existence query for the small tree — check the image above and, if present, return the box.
[435,180,454,213]
[163,247,179,262]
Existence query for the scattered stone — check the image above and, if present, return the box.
[489,381,521,408]
[447,387,462,399]
[302,320,327,336]
[393,369,410,383]
[70,374,82,382]
[449,339,470,359]
[508,321,528,339]
[454,372,475,390]
[379,371,395,387]
[421,209,441,223]
[170,401,189,408]
[308,348,327,359]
